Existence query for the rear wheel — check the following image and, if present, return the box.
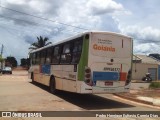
[50,77,57,94]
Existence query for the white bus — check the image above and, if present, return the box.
[29,31,133,94]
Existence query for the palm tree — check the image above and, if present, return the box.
[29,36,52,50]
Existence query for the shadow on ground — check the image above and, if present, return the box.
[30,82,134,110]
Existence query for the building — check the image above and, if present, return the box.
[149,53,160,60]
[0,61,5,70]
[132,55,160,81]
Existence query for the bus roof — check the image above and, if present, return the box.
[30,31,132,53]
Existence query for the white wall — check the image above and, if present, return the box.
[132,63,158,80]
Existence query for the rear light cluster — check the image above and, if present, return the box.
[84,67,93,86]
[125,70,132,86]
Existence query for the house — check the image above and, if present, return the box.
[0,61,5,70]
[132,55,160,81]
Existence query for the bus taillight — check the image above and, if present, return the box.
[84,67,93,86]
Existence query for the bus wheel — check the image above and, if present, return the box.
[50,77,57,94]
[31,73,35,83]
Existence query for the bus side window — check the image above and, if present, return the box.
[35,52,40,65]
[60,43,72,64]
[52,46,61,64]
[40,50,47,64]
[71,39,82,64]
[46,47,52,64]
[30,53,32,65]
[32,53,36,65]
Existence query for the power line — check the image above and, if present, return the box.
[0,14,39,26]
[1,44,3,56]
[0,22,81,37]
[0,14,82,34]
[0,5,89,30]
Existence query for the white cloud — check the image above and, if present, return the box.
[118,25,160,54]
[87,0,123,15]
[28,1,50,13]
[6,0,27,5]
[0,0,128,64]
[119,25,160,43]
[1,0,160,63]
[134,43,160,54]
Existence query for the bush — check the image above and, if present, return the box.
[149,82,160,89]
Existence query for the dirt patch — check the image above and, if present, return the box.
[119,89,160,98]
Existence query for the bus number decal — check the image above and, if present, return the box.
[104,67,120,72]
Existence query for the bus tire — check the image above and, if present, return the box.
[31,73,35,83]
[50,77,57,94]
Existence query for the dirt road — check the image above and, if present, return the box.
[0,70,159,119]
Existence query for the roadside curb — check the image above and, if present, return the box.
[114,94,153,105]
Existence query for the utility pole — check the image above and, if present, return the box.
[1,44,4,56]
[0,44,4,70]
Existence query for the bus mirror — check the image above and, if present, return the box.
[85,34,89,39]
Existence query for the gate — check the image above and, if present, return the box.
[148,68,157,80]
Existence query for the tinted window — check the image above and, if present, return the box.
[35,52,41,65]
[40,50,46,64]
[32,53,36,65]
[60,43,72,64]
[71,38,83,64]
[46,47,53,64]
[73,40,82,52]
[63,44,70,53]
[52,46,61,64]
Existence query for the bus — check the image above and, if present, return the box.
[29,31,133,94]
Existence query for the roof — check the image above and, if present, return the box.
[30,31,132,53]
[134,54,160,64]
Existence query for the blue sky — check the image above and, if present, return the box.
[0,0,160,64]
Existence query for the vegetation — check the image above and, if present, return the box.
[0,55,4,62]
[29,36,52,50]
[149,82,160,89]
[20,58,30,67]
[5,56,18,67]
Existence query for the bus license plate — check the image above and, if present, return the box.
[105,82,113,86]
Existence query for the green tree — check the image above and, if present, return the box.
[20,58,27,66]
[0,55,4,63]
[20,58,30,66]
[5,56,17,67]
[29,36,52,50]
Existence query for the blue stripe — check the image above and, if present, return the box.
[93,71,119,81]
[42,65,51,74]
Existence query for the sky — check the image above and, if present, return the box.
[0,0,160,64]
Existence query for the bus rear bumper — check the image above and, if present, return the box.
[91,86,130,94]
[79,82,131,94]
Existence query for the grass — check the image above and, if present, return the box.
[149,82,160,89]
